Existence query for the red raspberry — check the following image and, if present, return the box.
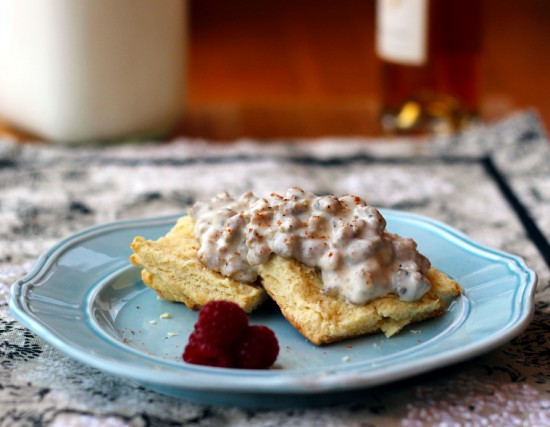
[182,301,279,369]
[195,301,249,347]
[182,331,235,368]
[235,325,279,369]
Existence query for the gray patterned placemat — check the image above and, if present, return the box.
[1,111,549,426]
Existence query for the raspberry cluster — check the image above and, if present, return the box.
[183,301,279,369]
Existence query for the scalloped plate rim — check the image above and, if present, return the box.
[8,210,537,398]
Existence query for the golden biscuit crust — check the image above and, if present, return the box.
[130,216,267,313]
[258,255,461,345]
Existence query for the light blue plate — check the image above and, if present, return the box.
[9,211,537,408]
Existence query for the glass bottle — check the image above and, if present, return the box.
[376,0,482,135]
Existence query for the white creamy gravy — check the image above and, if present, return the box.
[190,188,431,305]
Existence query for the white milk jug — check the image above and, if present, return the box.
[0,0,187,143]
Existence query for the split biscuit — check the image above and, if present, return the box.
[130,215,267,313]
[258,255,461,345]
[130,215,461,344]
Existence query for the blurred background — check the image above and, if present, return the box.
[1,0,549,142]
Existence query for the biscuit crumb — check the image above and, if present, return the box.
[160,312,172,319]
[342,356,350,362]
[149,320,157,325]
[167,332,178,337]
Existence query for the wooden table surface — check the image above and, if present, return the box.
[2,0,549,142]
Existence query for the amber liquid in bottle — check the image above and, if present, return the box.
[377,0,482,135]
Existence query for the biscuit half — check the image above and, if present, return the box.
[130,215,267,313]
[258,255,461,345]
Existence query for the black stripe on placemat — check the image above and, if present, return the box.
[92,153,477,167]
[482,155,550,268]
[0,159,16,168]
